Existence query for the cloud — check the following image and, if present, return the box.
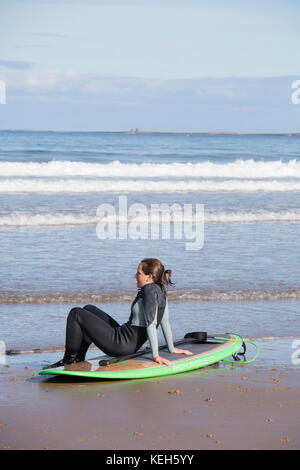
[3,70,297,109]
[0,59,34,70]
[30,33,69,39]
[3,69,164,97]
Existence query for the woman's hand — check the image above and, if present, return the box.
[171,347,193,356]
[153,355,173,368]
[153,348,193,368]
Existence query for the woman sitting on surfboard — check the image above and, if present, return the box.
[44,258,192,369]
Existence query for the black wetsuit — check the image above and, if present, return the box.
[65,283,174,359]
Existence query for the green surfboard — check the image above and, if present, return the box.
[39,333,244,380]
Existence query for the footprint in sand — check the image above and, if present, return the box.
[265,418,274,423]
[280,436,292,443]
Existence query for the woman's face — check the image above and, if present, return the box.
[134,263,153,288]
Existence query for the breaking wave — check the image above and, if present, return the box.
[1,159,299,193]
[1,288,300,304]
[1,159,300,178]
[0,210,300,227]
[1,178,300,193]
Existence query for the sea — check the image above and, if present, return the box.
[0,130,299,365]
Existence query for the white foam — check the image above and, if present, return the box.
[1,288,300,303]
[0,212,98,227]
[204,210,300,223]
[1,159,300,178]
[173,289,300,302]
[245,336,299,342]
[1,210,300,227]
[1,178,300,193]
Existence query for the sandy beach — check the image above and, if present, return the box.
[1,342,299,451]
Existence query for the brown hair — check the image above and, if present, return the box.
[140,258,174,291]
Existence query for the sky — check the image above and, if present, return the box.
[0,0,300,132]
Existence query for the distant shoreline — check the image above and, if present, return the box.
[1,129,300,136]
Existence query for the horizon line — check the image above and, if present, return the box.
[1,129,300,136]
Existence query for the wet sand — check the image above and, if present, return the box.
[0,348,299,450]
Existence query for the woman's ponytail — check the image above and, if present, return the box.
[163,268,174,287]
